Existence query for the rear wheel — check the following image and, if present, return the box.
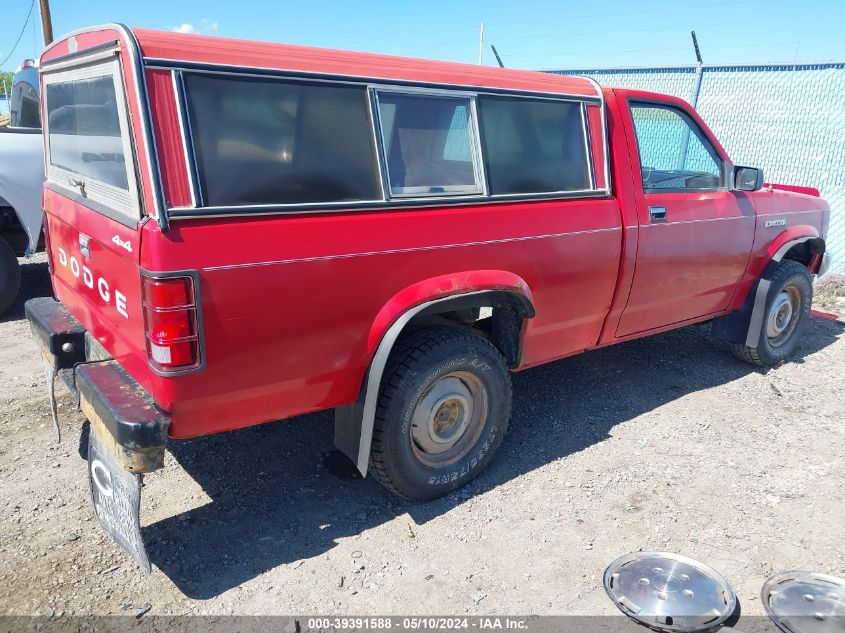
[369,326,512,501]
[0,237,22,316]
[730,259,812,366]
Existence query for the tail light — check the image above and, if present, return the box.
[141,274,201,372]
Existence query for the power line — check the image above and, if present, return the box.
[1,0,36,68]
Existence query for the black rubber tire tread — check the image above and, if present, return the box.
[369,326,512,500]
[729,259,812,366]
[0,237,21,316]
[728,340,763,365]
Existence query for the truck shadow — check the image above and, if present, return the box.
[143,316,844,599]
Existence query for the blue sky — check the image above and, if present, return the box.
[2,0,844,73]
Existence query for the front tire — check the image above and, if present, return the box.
[369,326,512,501]
[0,238,22,316]
[730,259,812,366]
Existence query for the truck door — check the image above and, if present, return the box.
[616,93,755,337]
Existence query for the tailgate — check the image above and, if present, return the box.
[40,44,151,385]
[44,202,149,381]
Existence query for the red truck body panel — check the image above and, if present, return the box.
[141,198,624,437]
[38,27,831,441]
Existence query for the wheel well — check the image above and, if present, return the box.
[404,291,534,367]
[782,237,825,268]
[713,239,823,347]
[0,206,30,257]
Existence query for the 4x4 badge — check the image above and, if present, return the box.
[112,235,133,253]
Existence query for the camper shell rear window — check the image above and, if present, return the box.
[43,57,140,220]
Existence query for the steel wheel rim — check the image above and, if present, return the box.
[766,286,801,347]
[410,370,488,468]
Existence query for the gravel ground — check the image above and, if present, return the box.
[1,257,843,621]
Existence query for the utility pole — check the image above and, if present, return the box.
[478,22,484,65]
[39,0,54,47]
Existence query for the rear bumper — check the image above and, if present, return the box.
[76,361,170,473]
[25,297,87,370]
[25,297,169,473]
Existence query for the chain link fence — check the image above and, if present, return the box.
[549,63,845,271]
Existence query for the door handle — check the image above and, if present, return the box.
[649,206,667,221]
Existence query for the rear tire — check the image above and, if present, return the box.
[369,326,512,501]
[730,259,812,366]
[0,238,22,316]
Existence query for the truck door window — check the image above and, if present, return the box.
[43,58,139,218]
[375,92,483,197]
[184,74,382,207]
[477,96,591,194]
[630,102,722,192]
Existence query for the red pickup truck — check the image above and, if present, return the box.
[26,25,831,571]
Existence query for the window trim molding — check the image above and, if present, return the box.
[366,88,390,202]
[42,56,142,221]
[43,180,142,229]
[166,188,611,219]
[167,66,612,219]
[581,102,596,190]
[627,98,727,194]
[172,70,201,208]
[145,58,604,104]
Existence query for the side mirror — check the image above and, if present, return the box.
[734,166,764,191]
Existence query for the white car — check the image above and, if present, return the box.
[0,61,44,314]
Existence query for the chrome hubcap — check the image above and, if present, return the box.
[410,371,488,468]
[766,286,801,347]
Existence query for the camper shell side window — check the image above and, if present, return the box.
[183,73,383,208]
[169,68,610,217]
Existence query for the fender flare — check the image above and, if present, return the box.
[335,273,534,475]
[743,232,823,347]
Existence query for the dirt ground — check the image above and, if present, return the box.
[1,257,843,621]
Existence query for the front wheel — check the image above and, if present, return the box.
[730,259,813,366]
[0,237,22,316]
[369,326,512,501]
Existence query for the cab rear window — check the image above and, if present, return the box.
[183,74,382,207]
[43,58,139,219]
